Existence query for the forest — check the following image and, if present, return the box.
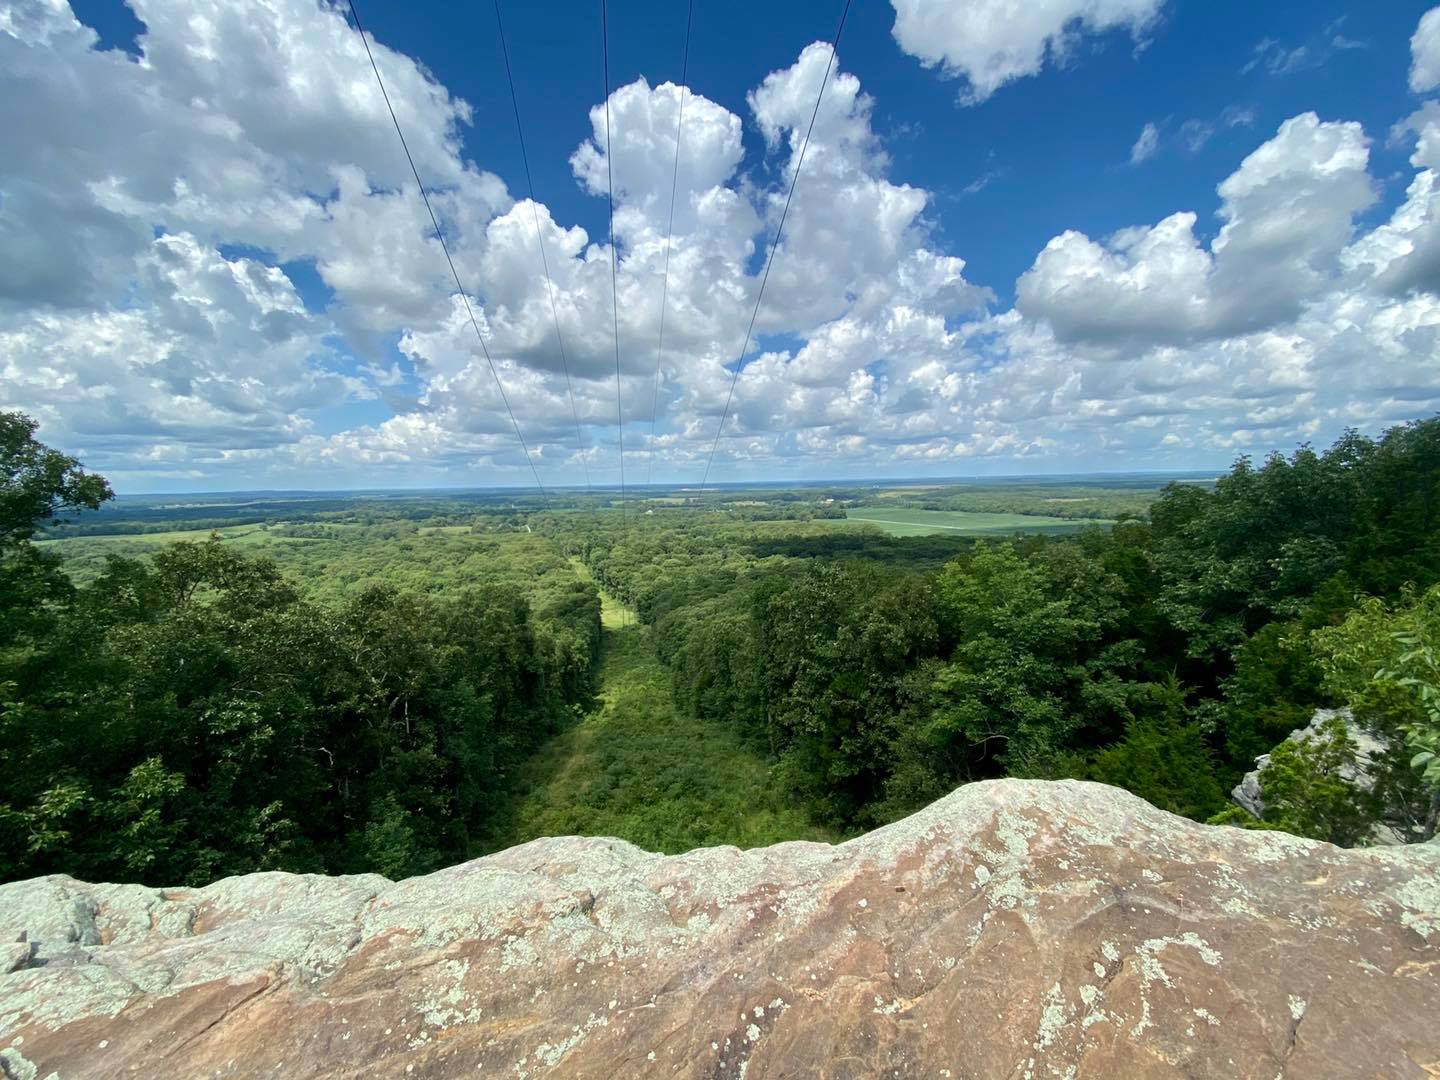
[3,409,1439,887]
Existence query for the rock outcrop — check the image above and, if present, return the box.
[1230,707,1390,816]
[2,779,1438,1079]
[1230,707,1409,843]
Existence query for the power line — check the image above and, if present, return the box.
[492,0,594,500]
[697,0,852,494]
[345,0,548,504]
[645,0,694,490]
[601,0,628,532]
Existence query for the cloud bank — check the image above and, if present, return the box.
[2,0,1439,489]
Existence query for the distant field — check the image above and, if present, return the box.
[36,524,331,582]
[36,523,273,548]
[841,507,1111,537]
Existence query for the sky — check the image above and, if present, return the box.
[3,0,1440,492]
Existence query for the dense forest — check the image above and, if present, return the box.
[576,421,1440,842]
[3,410,1439,888]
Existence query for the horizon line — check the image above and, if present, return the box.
[102,468,1223,499]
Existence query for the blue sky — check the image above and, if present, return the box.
[5,0,1440,491]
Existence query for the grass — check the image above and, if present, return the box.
[36,523,272,548]
[37,524,332,583]
[481,587,832,855]
[567,557,633,629]
[840,507,1111,537]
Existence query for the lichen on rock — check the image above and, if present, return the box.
[2,779,1437,1078]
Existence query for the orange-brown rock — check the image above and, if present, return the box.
[2,779,1438,1078]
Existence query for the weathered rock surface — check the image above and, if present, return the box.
[2,779,1438,1079]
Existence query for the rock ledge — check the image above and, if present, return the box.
[2,779,1438,1078]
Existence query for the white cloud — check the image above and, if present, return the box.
[1178,119,1214,153]
[1130,122,1161,163]
[1243,19,1366,80]
[1017,113,1374,347]
[1349,105,1440,298]
[1222,104,1258,128]
[889,0,1165,104]
[1,0,1437,488]
[1244,39,1313,76]
[1412,7,1440,93]
[0,232,363,468]
[1,0,485,315]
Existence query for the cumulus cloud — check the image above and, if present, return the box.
[1413,7,1440,93]
[1350,104,1440,298]
[2,0,1438,488]
[0,232,362,466]
[2,0,484,313]
[1017,114,1375,347]
[889,0,1165,104]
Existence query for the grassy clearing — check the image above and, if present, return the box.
[37,523,346,583]
[874,486,946,498]
[567,557,633,629]
[36,523,271,548]
[841,507,1110,537]
[482,591,832,855]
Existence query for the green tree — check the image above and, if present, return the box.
[1238,716,1376,846]
[1219,621,1326,773]
[1314,585,1440,838]
[0,412,113,547]
[1089,679,1227,820]
[1148,434,1374,663]
[925,542,1134,779]
[0,412,113,648]
[758,563,938,824]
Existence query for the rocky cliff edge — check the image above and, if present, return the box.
[2,779,1438,1079]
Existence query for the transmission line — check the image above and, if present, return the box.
[601,0,628,530]
[697,0,852,494]
[345,0,548,504]
[493,0,594,500]
[645,0,694,489]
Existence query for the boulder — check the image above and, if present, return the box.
[2,779,1438,1079]
[1230,707,1407,843]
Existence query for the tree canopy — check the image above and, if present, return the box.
[5,411,1440,889]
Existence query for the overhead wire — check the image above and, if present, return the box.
[344,0,549,506]
[601,0,631,625]
[601,0,629,531]
[492,2,593,493]
[697,0,852,495]
[645,0,694,491]
[492,0,596,508]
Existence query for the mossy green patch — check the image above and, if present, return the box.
[482,595,831,855]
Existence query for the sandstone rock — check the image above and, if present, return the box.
[1230,707,1409,843]
[2,779,1438,1079]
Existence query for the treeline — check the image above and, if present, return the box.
[581,420,1440,842]
[885,485,1158,520]
[42,492,564,539]
[8,408,1440,889]
[0,415,601,885]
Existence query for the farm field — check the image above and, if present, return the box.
[841,507,1112,536]
[35,522,270,548]
[35,523,340,582]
